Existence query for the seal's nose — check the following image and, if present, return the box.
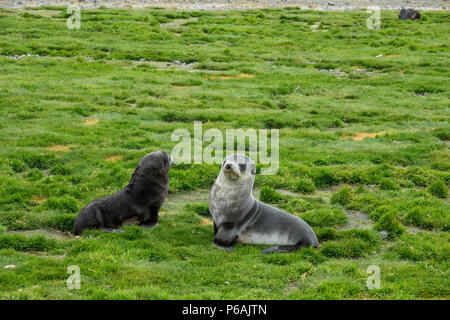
[224,163,232,170]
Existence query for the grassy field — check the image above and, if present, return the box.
[0,6,449,299]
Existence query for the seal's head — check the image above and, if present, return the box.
[221,154,256,183]
[129,151,172,188]
[138,150,172,174]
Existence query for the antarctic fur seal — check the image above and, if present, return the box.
[209,154,318,253]
[72,151,172,235]
[399,8,421,20]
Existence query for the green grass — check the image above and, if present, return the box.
[0,7,449,299]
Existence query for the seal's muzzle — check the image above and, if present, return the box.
[223,162,240,180]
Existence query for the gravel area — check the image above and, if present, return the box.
[0,0,448,10]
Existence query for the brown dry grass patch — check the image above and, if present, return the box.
[172,85,191,88]
[105,155,123,162]
[45,145,70,152]
[209,73,254,80]
[199,218,213,226]
[83,118,99,125]
[343,132,385,141]
[31,196,47,204]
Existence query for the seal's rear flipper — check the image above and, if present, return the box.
[99,228,125,233]
[261,245,300,254]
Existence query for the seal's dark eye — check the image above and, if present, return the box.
[239,164,246,171]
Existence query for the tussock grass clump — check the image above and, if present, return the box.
[378,178,401,191]
[300,208,348,228]
[185,203,210,218]
[351,190,449,231]
[169,165,218,191]
[330,186,353,206]
[431,128,449,141]
[49,164,72,176]
[389,232,450,262]
[47,214,76,232]
[374,212,405,238]
[0,234,58,252]
[24,168,45,181]
[427,180,448,198]
[314,227,338,242]
[19,152,55,170]
[320,229,381,258]
[9,159,26,173]
[405,207,449,231]
[311,168,339,188]
[43,195,79,213]
[295,177,316,194]
[259,186,285,203]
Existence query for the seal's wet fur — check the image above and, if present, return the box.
[209,154,318,253]
[72,151,171,235]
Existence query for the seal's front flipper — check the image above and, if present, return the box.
[99,227,125,233]
[261,245,300,254]
[212,241,234,252]
[212,223,238,250]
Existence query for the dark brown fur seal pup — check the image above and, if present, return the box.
[209,154,318,253]
[72,151,172,235]
[399,8,421,20]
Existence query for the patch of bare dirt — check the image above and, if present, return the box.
[338,210,374,230]
[406,226,431,234]
[7,229,73,239]
[160,191,209,215]
[286,282,299,292]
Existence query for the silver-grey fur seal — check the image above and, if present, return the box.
[209,154,318,253]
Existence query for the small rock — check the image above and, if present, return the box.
[379,231,389,239]
[4,265,16,269]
